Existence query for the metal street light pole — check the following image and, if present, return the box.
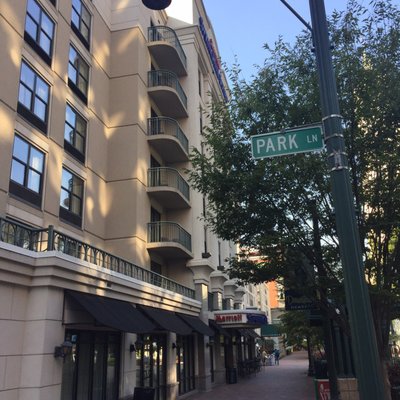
[308,1,387,399]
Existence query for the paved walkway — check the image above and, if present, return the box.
[188,351,315,400]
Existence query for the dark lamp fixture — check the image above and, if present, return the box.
[172,342,177,349]
[54,340,73,359]
[142,0,171,10]
[129,344,136,353]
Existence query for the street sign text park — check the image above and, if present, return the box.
[251,125,324,159]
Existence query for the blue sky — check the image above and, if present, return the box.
[202,0,400,81]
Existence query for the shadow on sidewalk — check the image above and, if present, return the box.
[186,351,315,400]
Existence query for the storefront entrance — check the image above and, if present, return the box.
[60,330,120,400]
[136,334,167,400]
[176,335,195,395]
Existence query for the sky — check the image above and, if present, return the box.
[202,0,400,81]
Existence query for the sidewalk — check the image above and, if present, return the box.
[187,351,315,400]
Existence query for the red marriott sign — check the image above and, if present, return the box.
[215,314,243,324]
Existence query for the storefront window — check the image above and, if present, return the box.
[60,330,120,400]
[176,335,195,395]
[136,334,166,400]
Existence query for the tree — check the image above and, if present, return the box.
[190,0,400,376]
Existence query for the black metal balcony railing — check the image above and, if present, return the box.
[148,26,187,70]
[147,221,192,252]
[147,117,189,153]
[148,167,190,201]
[148,70,187,109]
[0,217,195,299]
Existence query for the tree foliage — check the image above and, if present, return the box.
[189,0,400,359]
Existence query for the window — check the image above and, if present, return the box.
[24,0,55,65]
[59,167,84,227]
[71,0,91,49]
[64,104,87,163]
[61,331,120,400]
[9,135,45,207]
[68,45,89,104]
[18,61,50,133]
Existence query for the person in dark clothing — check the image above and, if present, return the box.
[274,349,280,365]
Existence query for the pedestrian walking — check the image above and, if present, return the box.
[274,348,280,365]
[262,349,267,366]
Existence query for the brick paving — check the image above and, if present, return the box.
[187,350,315,400]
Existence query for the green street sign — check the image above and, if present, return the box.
[251,125,324,159]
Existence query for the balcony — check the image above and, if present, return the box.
[0,217,195,298]
[147,117,189,162]
[147,221,192,259]
[148,70,188,118]
[148,26,187,77]
[147,167,190,209]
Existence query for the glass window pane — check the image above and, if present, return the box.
[60,188,70,209]
[77,77,88,95]
[72,0,81,11]
[39,33,51,55]
[71,10,80,28]
[66,105,76,125]
[64,125,74,143]
[20,63,35,88]
[69,46,77,63]
[75,134,84,153]
[68,64,77,83]
[62,169,73,189]
[41,14,54,37]
[81,24,89,42]
[18,85,32,109]
[27,0,40,21]
[82,7,91,25]
[11,160,26,185]
[27,169,41,192]
[72,178,83,196]
[13,136,29,162]
[76,115,86,135]
[33,98,46,121]
[70,195,81,215]
[25,16,38,39]
[80,62,89,80]
[35,78,49,101]
[29,147,44,172]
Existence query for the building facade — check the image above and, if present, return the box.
[0,1,265,399]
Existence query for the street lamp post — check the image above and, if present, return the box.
[308,1,387,399]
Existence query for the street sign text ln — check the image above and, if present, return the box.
[251,125,324,159]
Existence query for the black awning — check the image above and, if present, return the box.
[66,291,156,333]
[209,319,231,337]
[177,313,214,336]
[139,305,192,335]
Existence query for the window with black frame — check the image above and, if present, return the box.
[71,0,91,49]
[59,167,84,227]
[24,0,55,66]
[18,61,50,133]
[135,334,167,400]
[176,335,195,395]
[64,103,87,163]
[9,134,45,208]
[68,45,89,104]
[61,330,120,400]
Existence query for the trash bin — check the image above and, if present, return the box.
[226,368,237,384]
[133,387,155,400]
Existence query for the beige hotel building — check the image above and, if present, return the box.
[0,0,267,399]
